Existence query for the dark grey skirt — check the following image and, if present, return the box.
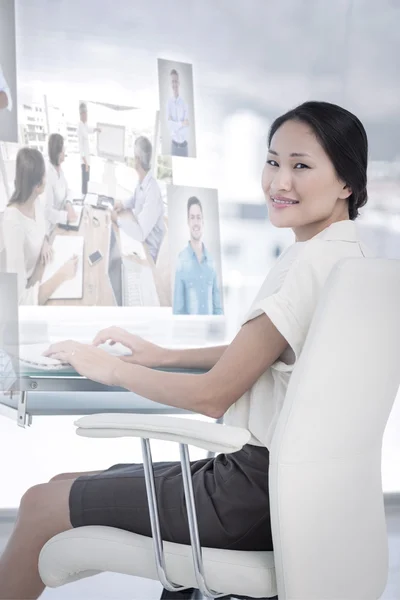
[69,443,273,551]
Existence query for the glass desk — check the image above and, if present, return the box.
[0,364,207,428]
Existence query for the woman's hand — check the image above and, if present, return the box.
[40,239,54,266]
[58,255,79,281]
[92,326,167,368]
[113,200,124,213]
[67,203,77,222]
[43,340,121,386]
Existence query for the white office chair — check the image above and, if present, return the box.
[38,258,400,599]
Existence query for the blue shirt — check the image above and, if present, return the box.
[173,243,223,315]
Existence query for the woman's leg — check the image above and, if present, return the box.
[0,473,95,600]
[49,470,103,482]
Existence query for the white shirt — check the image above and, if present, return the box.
[45,162,69,227]
[166,96,189,144]
[0,64,12,112]
[120,171,165,262]
[224,220,373,449]
[2,204,46,305]
[78,121,94,165]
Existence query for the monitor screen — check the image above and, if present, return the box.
[97,122,125,162]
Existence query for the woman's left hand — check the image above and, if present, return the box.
[43,341,121,386]
[41,239,54,266]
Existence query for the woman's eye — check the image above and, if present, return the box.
[294,163,309,169]
[266,159,278,167]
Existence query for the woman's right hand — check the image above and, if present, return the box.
[113,200,124,213]
[59,255,79,281]
[67,203,77,222]
[92,326,167,368]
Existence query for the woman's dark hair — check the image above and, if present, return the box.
[268,101,368,220]
[48,133,64,166]
[8,148,45,206]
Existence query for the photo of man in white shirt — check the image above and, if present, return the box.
[166,69,189,157]
[78,102,100,195]
[0,63,12,112]
[158,59,196,159]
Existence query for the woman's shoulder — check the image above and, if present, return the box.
[46,161,58,181]
[2,206,26,237]
[3,205,22,222]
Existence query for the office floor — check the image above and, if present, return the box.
[0,499,399,599]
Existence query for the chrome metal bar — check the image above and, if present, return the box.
[140,438,187,593]
[17,391,31,428]
[179,444,223,598]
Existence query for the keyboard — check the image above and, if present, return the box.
[123,260,143,306]
[17,342,132,372]
[122,259,160,307]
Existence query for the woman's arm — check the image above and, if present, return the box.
[92,326,227,370]
[112,313,288,418]
[37,270,67,305]
[46,313,288,417]
[44,175,68,226]
[161,345,228,370]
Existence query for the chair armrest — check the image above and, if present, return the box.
[75,413,251,453]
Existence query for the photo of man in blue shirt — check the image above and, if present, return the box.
[173,196,223,315]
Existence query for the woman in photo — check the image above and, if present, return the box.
[0,101,372,598]
[2,147,78,305]
[45,133,76,229]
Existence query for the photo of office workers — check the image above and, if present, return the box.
[167,184,223,315]
[158,59,197,159]
[1,148,79,306]
[0,0,18,142]
[0,124,171,307]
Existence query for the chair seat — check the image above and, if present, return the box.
[39,526,277,598]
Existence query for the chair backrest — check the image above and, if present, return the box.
[269,258,400,600]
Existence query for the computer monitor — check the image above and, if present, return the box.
[108,227,123,306]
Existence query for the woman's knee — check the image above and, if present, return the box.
[19,481,72,531]
[49,472,73,483]
[20,483,50,518]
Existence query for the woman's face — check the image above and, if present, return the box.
[58,144,65,165]
[35,176,46,197]
[261,119,351,241]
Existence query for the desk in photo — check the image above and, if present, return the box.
[0,365,206,427]
[32,204,169,306]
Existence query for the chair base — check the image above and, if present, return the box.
[160,587,196,599]
[159,589,279,600]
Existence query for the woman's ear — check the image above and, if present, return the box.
[339,183,352,199]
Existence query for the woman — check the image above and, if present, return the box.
[45,133,76,229]
[0,101,372,598]
[1,147,79,305]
